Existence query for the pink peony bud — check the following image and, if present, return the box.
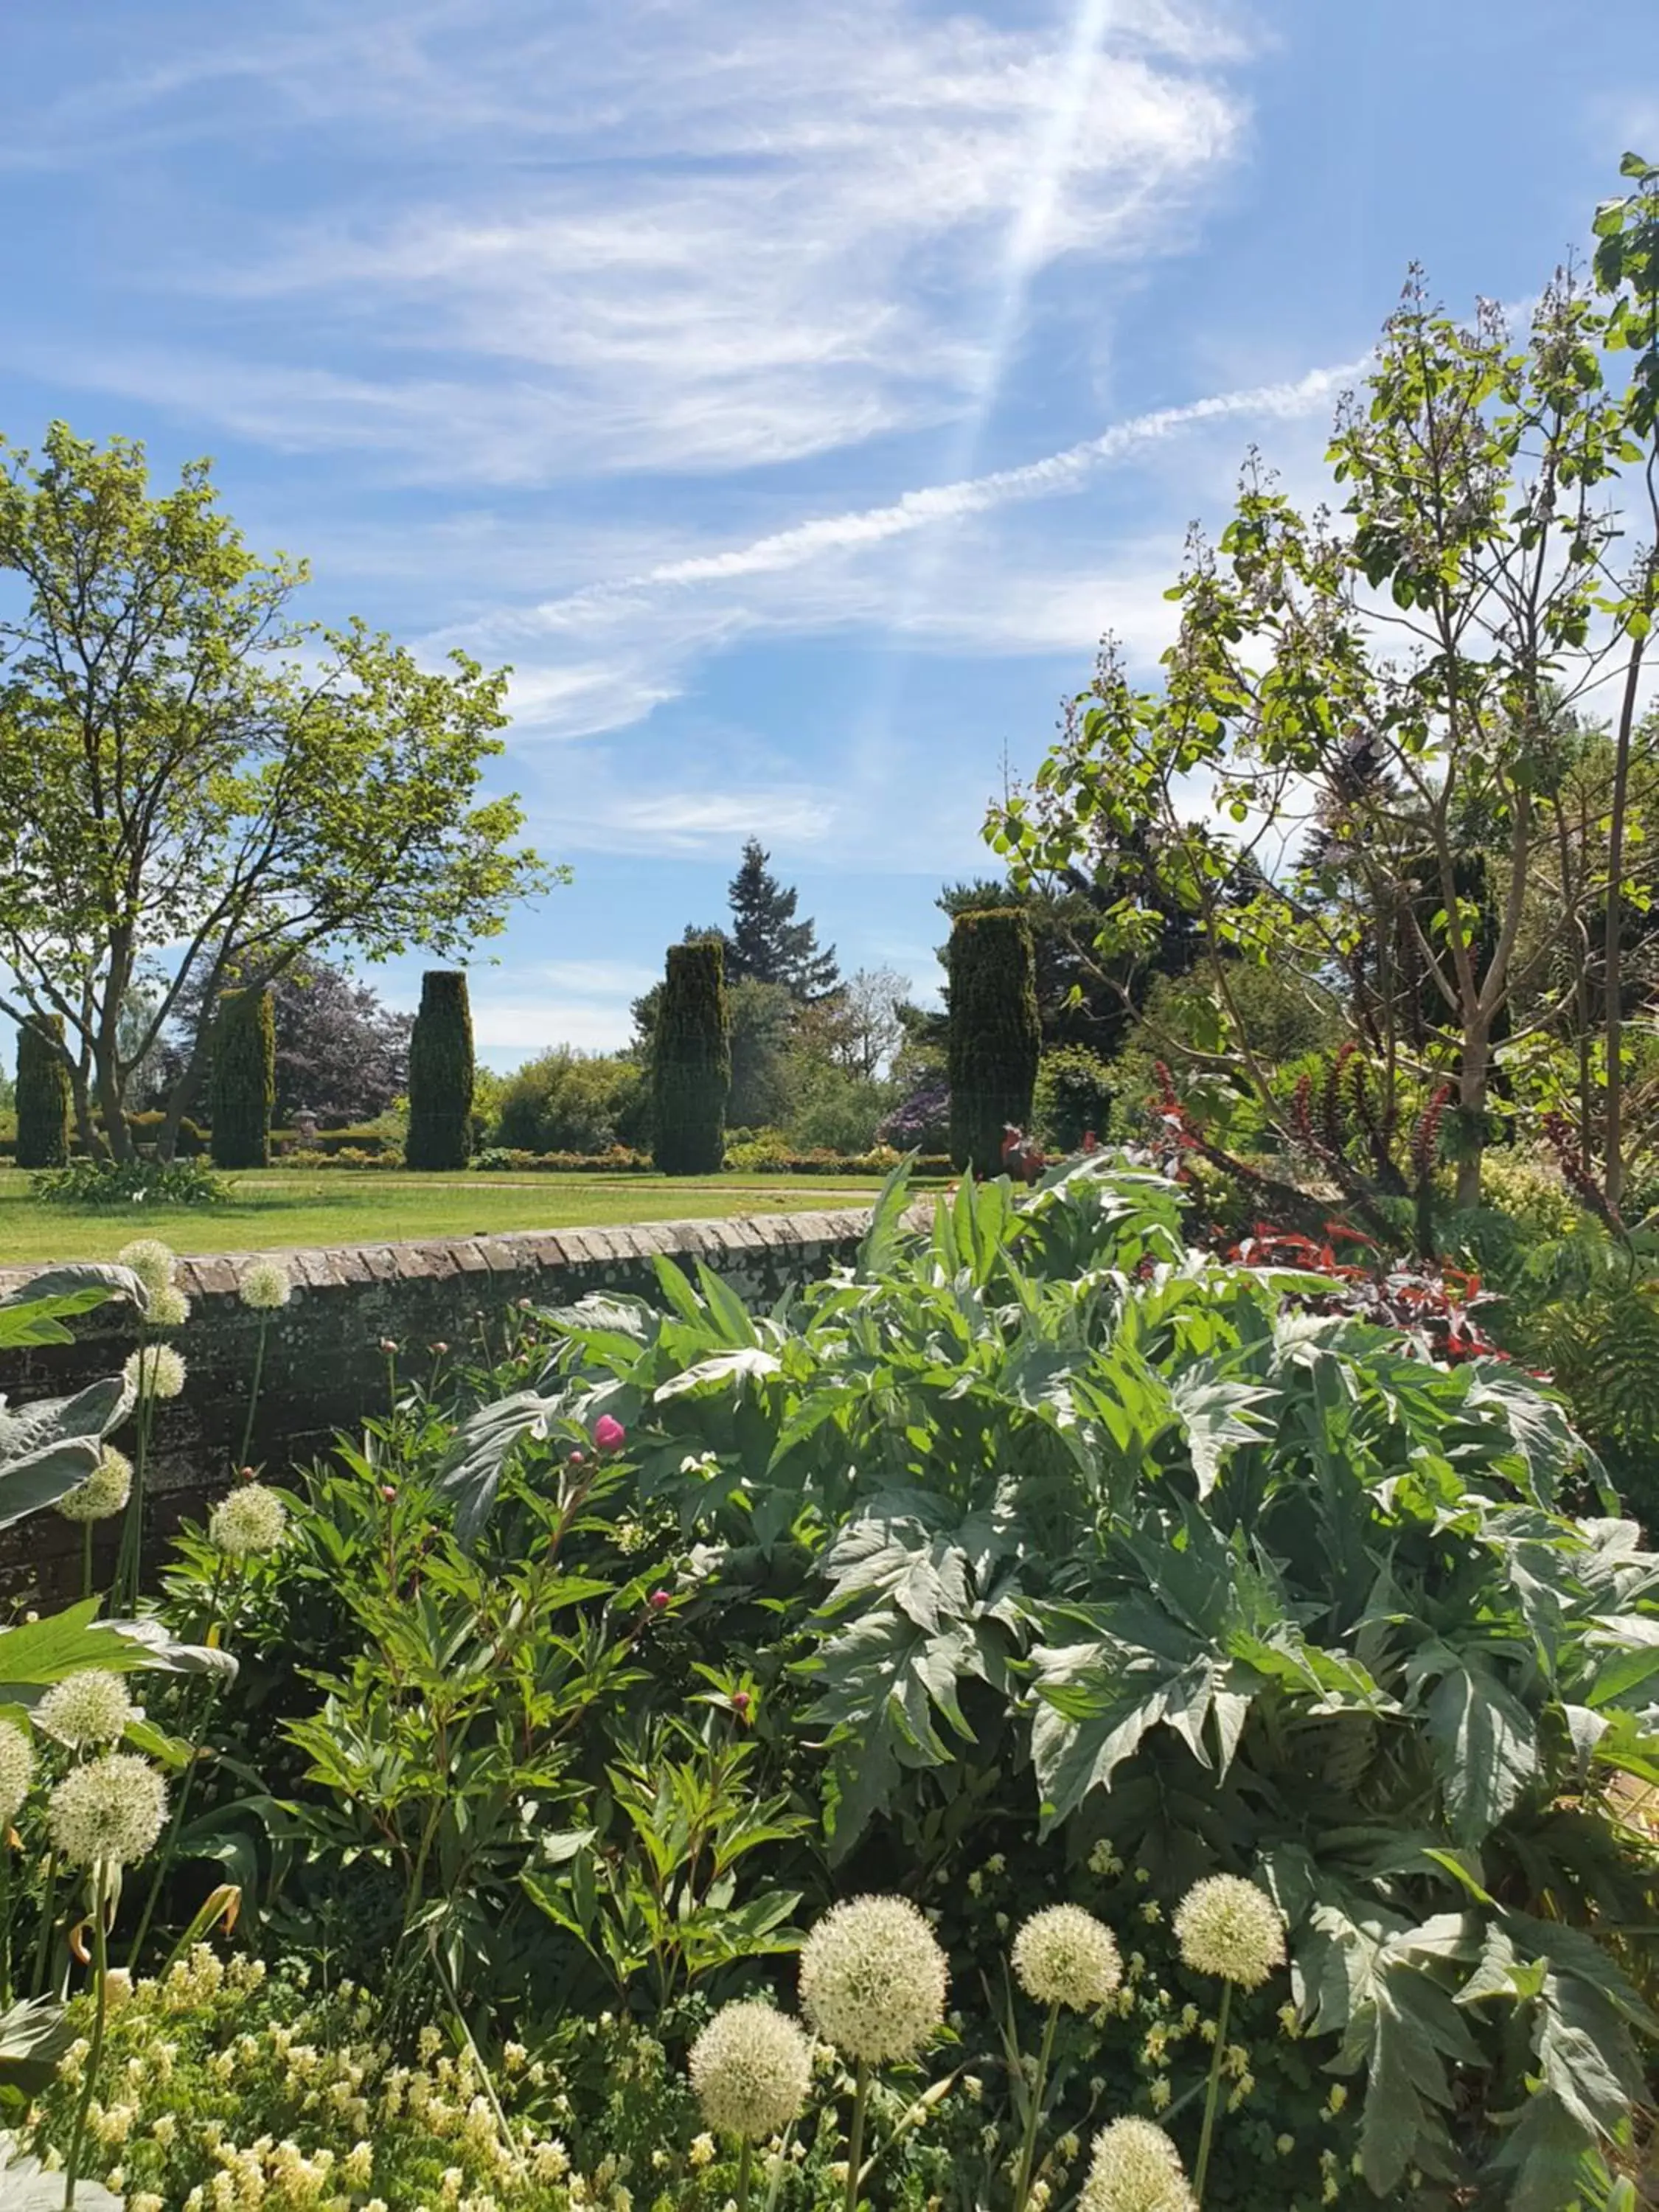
[379,1484,397,1502]
[428,1340,449,1356]
[568,1447,586,1467]
[593,1414,627,1453]
[731,1689,751,1714]
[649,1588,671,1612]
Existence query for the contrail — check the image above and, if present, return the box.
[500,358,1362,636]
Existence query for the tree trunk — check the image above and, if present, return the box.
[1454,1022,1489,1211]
[158,1040,213,1164]
[1603,625,1649,1210]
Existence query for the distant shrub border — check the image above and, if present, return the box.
[257,1144,957,1177]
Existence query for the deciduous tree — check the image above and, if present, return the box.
[0,425,554,1160]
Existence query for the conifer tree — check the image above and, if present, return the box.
[653,941,731,1173]
[16,1012,71,1168]
[209,987,276,1168]
[724,840,840,999]
[406,971,475,1170]
[947,909,1040,1174]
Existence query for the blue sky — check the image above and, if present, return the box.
[2,0,1655,1066]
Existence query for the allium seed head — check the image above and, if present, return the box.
[208,1481,288,1559]
[239,1260,292,1311]
[1080,2119,1197,2212]
[147,1285,191,1329]
[37,1669,134,1748]
[799,1895,948,2064]
[47,1753,167,1866]
[1012,1905,1123,2013]
[1173,1876,1286,1990]
[57,1447,132,1525]
[688,2002,813,2140]
[116,1240,176,1296]
[0,1721,34,1823]
[124,1344,187,1401]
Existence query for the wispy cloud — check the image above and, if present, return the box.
[4,0,1252,481]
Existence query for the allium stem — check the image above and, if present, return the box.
[80,1523,93,1604]
[63,1859,110,2211]
[237,1316,269,1474]
[29,1849,60,2000]
[116,1330,152,1613]
[844,2059,870,2212]
[1013,1998,1060,2212]
[0,1835,10,2008]
[1194,1979,1232,2205]
[736,2135,752,2212]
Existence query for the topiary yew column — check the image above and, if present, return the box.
[947,908,1040,1175]
[652,941,731,1174]
[210,987,276,1168]
[406,970,475,1170]
[15,1012,72,1168]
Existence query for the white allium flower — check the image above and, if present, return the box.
[1173,1876,1286,1990]
[37,1669,133,1747]
[124,1343,187,1401]
[57,1447,132,1524]
[799,1895,948,2064]
[1013,1905,1124,2012]
[0,1720,34,1823]
[47,1753,167,1866]
[1080,2118,1197,2212]
[208,1481,288,1559]
[117,1240,176,1296]
[239,1259,292,1312]
[147,1284,191,1329]
[689,2002,813,2141]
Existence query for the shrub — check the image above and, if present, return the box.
[947,909,1039,1174]
[15,1011,72,1169]
[785,1063,888,1153]
[1032,1043,1114,1152]
[209,986,275,1168]
[878,1074,950,1151]
[494,1046,644,1154]
[405,970,475,1171]
[31,1156,230,1207]
[653,940,731,1175]
[270,1121,400,1157]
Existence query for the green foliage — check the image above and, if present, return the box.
[31,1156,229,1207]
[437,1160,1658,2204]
[653,941,731,1175]
[495,1047,646,1155]
[209,986,275,1169]
[724,838,839,1000]
[1032,1044,1113,1152]
[785,1061,888,1153]
[946,909,1039,1174]
[15,1013,69,1170]
[406,970,476,1171]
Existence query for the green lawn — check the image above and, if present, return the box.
[0,1167,917,1266]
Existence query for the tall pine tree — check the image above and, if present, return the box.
[723,841,840,1000]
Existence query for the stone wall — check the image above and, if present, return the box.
[1,1208,886,1594]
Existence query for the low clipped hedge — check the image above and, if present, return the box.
[271,1124,400,1157]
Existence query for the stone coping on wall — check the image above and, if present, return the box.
[2,1206,916,1592]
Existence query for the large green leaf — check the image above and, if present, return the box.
[0,1263,144,1348]
[0,1375,131,1529]
[0,1600,235,1707]
[1410,1641,1540,1843]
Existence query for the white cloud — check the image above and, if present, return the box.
[469,995,633,1055]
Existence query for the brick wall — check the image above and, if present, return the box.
[1,1208,888,1595]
